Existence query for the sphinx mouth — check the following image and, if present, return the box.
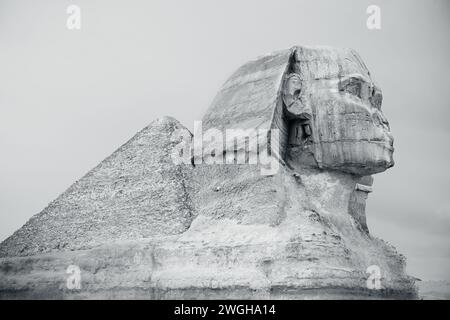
[385,138,395,152]
[365,137,394,152]
[383,143,394,152]
[377,142,394,154]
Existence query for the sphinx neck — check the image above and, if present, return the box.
[288,166,373,233]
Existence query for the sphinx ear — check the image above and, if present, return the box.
[282,74,302,112]
[282,74,312,121]
[283,48,312,118]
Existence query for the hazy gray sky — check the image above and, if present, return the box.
[0,0,449,280]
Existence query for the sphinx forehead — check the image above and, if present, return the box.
[292,46,371,81]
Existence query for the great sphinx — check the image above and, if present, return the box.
[0,46,416,299]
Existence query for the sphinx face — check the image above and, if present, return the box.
[284,47,394,175]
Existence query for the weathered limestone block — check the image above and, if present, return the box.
[0,46,416,299]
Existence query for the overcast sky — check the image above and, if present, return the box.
[0,0,449,281]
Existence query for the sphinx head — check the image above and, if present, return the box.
[201,45,394,176]
[283,46,394,176]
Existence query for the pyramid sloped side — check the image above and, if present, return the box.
[0,117,194,257]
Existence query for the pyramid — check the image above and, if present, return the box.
[0,117,194,257]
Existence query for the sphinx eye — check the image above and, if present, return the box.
[340,77,362,99]
[370,87,383,110]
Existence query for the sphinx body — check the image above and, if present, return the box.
[0,46,416,299]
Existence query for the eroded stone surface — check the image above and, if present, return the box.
[0,46,416,299]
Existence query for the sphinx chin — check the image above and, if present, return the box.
[318,142,395,176]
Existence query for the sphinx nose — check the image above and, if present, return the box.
[373,111,390,130]
[386,131,394,146]
[379,112,390,128]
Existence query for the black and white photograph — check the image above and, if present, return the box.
[0,0,449,309]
